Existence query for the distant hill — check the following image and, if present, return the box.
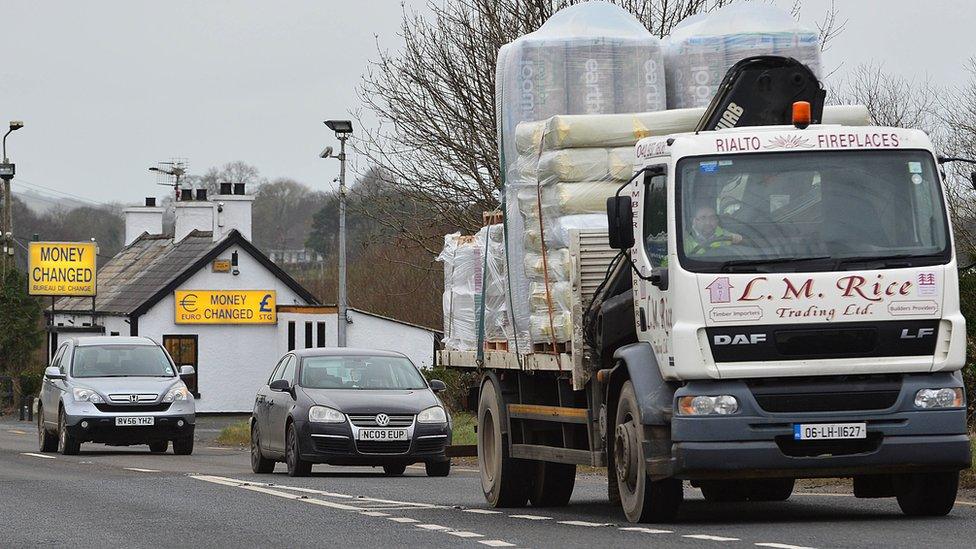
[14,188,94,214]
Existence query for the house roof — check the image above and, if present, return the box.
[53,230,318,316]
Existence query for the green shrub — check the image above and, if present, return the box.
[424,366,478,413]
[216,420,250,446]
[958,271,976,426]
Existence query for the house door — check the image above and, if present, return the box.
[163,335,199,397]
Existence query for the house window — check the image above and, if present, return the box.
[288,321,296,351]
[163,335,199,397]
[317,322,325,347]
[305,322,313,349]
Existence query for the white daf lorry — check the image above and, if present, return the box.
[440,57,971,522]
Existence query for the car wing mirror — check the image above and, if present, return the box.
[429,379,447,393]
[44,366,65,380]
[179,365,196,377]
[269,379,291,392]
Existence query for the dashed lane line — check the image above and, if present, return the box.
[619,527,673,534]
[8,429,28,435]
[124,467,161,473]
[387,517,420,524]
[416,524,451,531]
[20,452,56,459]
[509,514,552,520]
[756,543,817,549]
[447,531,483,538]
[557,520,612,527]
[683,534,741,542]
[361,511,390,517]
[478,541,516,548]
[407,464,480,473]
[463,508,503,514]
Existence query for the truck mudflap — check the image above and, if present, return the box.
[668,372,971,480]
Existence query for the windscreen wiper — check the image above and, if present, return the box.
[718,256,830,272]
[834,253,946,269]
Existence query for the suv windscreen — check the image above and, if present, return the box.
[72,345,176,378]
[300,356,427,390]
[676,150,950,272]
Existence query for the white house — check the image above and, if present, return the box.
[48,186,439,413]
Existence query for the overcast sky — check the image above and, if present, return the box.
[2,0,974,206]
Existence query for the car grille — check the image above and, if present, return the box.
[314,436,352,453]
[348,414,414,428]
[356,440,410,454]
[95,403,171,413]
[108,393,159,403]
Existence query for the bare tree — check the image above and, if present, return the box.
[829,62,943,135]
[940,58,976,258]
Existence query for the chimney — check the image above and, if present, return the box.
[195,188,208,201]
[213,182,255,242]
[174,194,215,242]
[123,197,164,246]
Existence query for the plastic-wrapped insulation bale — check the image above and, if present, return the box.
[537,148,609,182]
[614,37,666,113]
[530,281,572,312]
[664,4,823,109]
[479,224,512,343]
[525,249,572,282]
[437,234,483,351]
[524,213,608,253]
[539,108,704,150]
[531,312,573,344]
[608,147,636,180]
[436,233,460,349]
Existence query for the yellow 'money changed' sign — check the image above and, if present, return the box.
[174,290,277,324]
[29,242,97,296]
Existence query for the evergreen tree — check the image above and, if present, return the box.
[0,268,44,404]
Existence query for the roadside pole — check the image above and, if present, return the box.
[322,120,353,347]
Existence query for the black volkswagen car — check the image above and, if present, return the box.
[249,348,452,477]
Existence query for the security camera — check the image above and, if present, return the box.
[320,146,333,159]
[232,268,240,276]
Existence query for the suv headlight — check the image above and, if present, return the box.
[72,387,104,404]
[417,406,447,424]
[677,395,739,415]
[914,388,963,409]
[163,385,192,403]
[308,405,345,423]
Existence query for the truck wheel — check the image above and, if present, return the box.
[478,377,529,507]
[747,478,794,502]
[614,381,682,522]
[38,408,58,453]
[529,461,576,507]
[896,472,959,516]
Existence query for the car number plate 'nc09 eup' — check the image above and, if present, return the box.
[357,429,407,441]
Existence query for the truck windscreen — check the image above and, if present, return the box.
[674,150,950,272]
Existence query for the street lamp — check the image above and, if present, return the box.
[1,120,24,271]
[322,119,353,347]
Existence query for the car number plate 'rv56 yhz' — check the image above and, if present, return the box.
[794,423,866,440]
[357,429,408,441]
[115,416,154,427]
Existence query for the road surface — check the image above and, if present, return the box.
[1,419,973,548]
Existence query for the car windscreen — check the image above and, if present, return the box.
[675,149,950,272]
[299,356,427,390]
[72,345,176,378]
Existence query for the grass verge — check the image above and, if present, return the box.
[452,411,476,446]
[962,435,976,489]
[216,420,250,446]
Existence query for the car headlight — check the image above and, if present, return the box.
[72,387,104,404]
[417,406,447,424]
[308,405,345,423]
[677,395,739,416]
[914,388,963,409]
[163,385,192,403]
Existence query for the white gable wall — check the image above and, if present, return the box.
[136,244,309,412]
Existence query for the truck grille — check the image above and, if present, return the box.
[748,375,902,413]
[348,414,414,428]
[356,440,410,454]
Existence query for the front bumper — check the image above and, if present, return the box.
[63,400,195,444]
[296,419,452,465]
[665,372,971,480]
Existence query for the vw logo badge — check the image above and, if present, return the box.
[375,413,390,427]
[129,394,139,403]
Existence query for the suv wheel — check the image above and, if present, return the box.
[38,408,58,452]
[285,423,312,477]
[251,423,275,474]
[149,440,169,453]
[58,409,81,456]
[173,436,194,456]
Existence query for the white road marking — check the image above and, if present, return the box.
[464,508,502,514]
[557,520,611,527]
[479,541,516,548]
[124,467,160,473]
[20,452,55,459]
[956,500,976,507]
[191,475,365,511]
[620,527,673,534]
[387,517,420,523]
[361,511,390,517]
[8,429,28,435]
[683,534,741,542]
[416,524,450,531]
[447,531,483,538]
[407,464,480,473]
[756,543,817,549]
[509,513,551,520]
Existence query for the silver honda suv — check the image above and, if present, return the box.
[37,336,196,455]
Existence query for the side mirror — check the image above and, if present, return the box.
[429,379,447,393]
[269,379,291,392]
[44,366,65,380]
[606,195,635,250]
[179,365,196,377]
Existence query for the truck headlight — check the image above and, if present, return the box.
[163,385,192,402]
[914,388,963,409]
[677,395,738,416]
[72,387,104,404]
[417,406,447,424]
[308,405,345,423]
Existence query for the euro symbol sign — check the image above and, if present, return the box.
[259,294,273,313]
[179,293,198,313]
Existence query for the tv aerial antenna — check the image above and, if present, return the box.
[149,158,188,199]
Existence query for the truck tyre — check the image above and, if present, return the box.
[478,377,529,507]
[699,481,749,502]
[58,409,81,456]
[250,423,275,474]
[38,408,58,453]
[748,478,794,502]
[529,461,576,507]
[614,381,682,522]
[896,471,958,516]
